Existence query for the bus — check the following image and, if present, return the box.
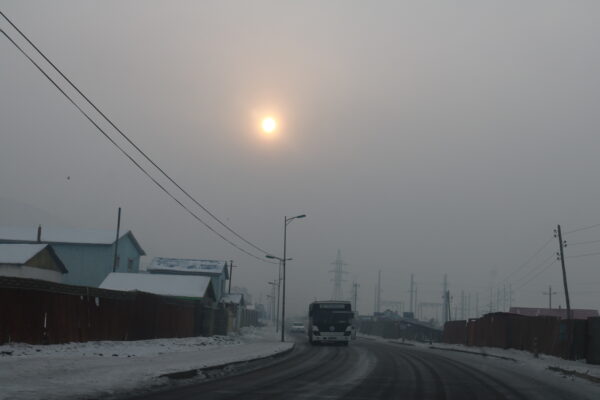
[308,300,354,345]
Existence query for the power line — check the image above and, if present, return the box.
[0,11,273,258]
[501,237,553,283]
[565,239,600,247]
[0,26,274,264]
[566,251,600,260]
[511,252,556,288]
[515,259,558,291]
[564,222,600,235]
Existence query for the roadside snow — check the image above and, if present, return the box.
[0,326,292,400]
[358,334,600,388]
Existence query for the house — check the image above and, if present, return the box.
[147,258,229,301]
[509,306,599,320]
[0,226,145,287]
[221,293,245,331]
[100,272,216,303]
[0,243,67,283]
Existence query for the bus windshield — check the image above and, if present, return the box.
[313,310,353,324]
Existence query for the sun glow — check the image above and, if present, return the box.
[262,117,277,134]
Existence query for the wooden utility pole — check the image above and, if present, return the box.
[543,285,557,309]
[228,260,238,294]
[556,225,572,319]
[112,207,121,273]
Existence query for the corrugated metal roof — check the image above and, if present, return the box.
[100,272,213,299]
[0,243,47,264]
[148,257,229,278]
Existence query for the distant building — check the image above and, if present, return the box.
[0,243,67,283]
[147,258,229,301]
[221,293,245,331]
[100,272,216,303]
[0,226,146,287]
[509,306,599,320]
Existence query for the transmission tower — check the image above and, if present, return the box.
[330,250,348,300]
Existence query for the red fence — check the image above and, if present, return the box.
[0,276,256,345]
[443,312,592,362]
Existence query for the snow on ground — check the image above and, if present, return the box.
[359,333,600,387]
[0,326,293,400]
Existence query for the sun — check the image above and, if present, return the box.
[262,117,277,134]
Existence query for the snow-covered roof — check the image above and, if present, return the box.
[221,293,244,305]
[0,243,68,273]
[0,226,145,255]
[100,272,215,300]
[148,257,229,278]
[0,243,48,264]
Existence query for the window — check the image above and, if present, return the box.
[127,258,134,272]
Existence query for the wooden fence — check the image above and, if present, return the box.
[0,276,257,345]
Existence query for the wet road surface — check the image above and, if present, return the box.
[125,335,600,400]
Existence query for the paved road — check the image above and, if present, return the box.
[127,335,600,400]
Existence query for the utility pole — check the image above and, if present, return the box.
[352,281,359,314]
[112,207,121,273]
[377,270,382,314]
[414,282,418,319]
[555,225,572,319]
[409,274,415,314]
[446,291,452,321]
[460,290,465,320]
[543,285,557,309]
[228,260,238,294]
[374,283,377,314]
[442,274,448,323]
[268,280,277,322]
[276,260,282,332]
[475,292,479,318]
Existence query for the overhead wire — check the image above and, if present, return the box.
[501,236,554,284]
[0,26,275,264]
[565,239,600,247]
[566,251,600,260]
[515,259,558,291]
[511,252,556,287]
[0,11,274,259]
[564,222,600,235]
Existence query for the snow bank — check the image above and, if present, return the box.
[0,326,292,400]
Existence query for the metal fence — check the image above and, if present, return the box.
[0,276,255,345]
[442,312,593,362]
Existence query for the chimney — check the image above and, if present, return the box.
[37,225,42,242]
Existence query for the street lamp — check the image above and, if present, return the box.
[266,213,306,342]
[266,255,293,332]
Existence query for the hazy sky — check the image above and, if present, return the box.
[2,1,600,318]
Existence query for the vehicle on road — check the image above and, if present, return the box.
[290,322,305,333]
[308,300,354,345]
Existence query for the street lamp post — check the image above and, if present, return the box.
[266,214,305,342]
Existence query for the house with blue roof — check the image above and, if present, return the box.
[0,226,145,287]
